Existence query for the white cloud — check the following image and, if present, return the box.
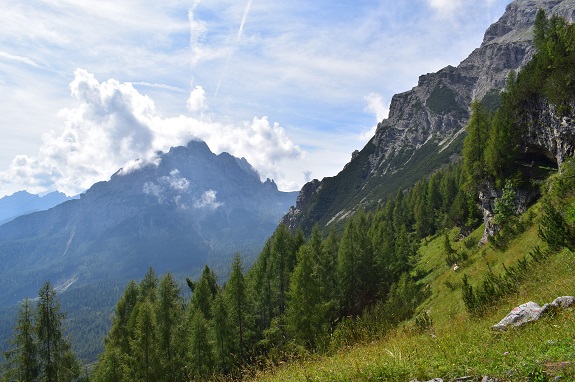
[359,92,389,141]
[0,51,41,68]
[186,86,207,113]
[0,0,510,197]
[194,190,223,209]
[364,92,389,122]
[0,69,302,196]
[428,0,463,17]
[143,169,191,205]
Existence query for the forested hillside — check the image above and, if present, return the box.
[3,7,575,382]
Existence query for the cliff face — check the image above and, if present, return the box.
[283,0,575,233]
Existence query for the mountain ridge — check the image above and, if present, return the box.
[0,190,75,226]
[282,0,575,234]
[0,139,297,360]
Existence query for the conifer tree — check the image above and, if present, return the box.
[271,224,295,317]
[534,8,548,52]
[249,240,273,335]
[140,267,159,303]
[320,227,340,306]
[36,282,76,382]
[107,280,140,355]
[211,293,233,373]
[226,254,248,361]
[190,266,217,320]
[3,298,38,382]
[129,300,159,382]
[337,212,376,316]
[156,273,184,381]
[187,310,214,380]
[286,244,323,349]
[462,101,489,190]
[91,347,123,382]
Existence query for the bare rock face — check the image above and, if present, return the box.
[282,0,575,233]
[369,0,575,181]
[520,99,575,166]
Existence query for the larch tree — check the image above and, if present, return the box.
[3,298,38,382]
[156,273,184,382]
[226,254,248,361]
[35,281,79,382]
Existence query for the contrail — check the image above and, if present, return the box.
[215,0,253,98]
[237,0,253,40]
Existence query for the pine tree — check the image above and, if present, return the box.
[211,293,233,373]
[107,280,140,355]
[270,224,295,317]
[156,273,184,382]
[534,8,548,52]
[187,310,214,380]
[129,300,159,382]
[91,347,123,382]
[539,200,575,252]
[286,244,323,349]
[140,267,159,303]
[35,281,80,382]
[226,254,248,361]
[337,212,376,317]
[462,101,489,190]
[249,240,273,336]
[3,298,38,382]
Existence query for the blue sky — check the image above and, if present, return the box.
[0,0,508,197]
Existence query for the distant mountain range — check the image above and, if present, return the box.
[0,140,297,360]
[0,190,75,226]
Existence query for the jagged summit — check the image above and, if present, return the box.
[0,140,297,307]
[282,0,575,234]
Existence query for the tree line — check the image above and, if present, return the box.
[85,157,480,381]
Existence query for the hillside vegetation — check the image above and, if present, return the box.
[2,9,575,382]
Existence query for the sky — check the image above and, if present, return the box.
[0,0,509,197]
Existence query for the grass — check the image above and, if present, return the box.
[247,203,575,381]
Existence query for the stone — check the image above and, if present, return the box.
[493,296,575,330]
[492,301,544,331]
[550,296,575,309]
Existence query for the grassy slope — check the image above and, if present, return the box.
[250,202,575,381]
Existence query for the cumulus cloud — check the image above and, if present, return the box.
[186,86,207,113]
[359,92,389,141]
[194,190,222,209]
[0,69,302,196]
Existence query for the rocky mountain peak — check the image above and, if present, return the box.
[282,0,575,233]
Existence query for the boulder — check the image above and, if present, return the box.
[493,296,574,331]
[550,296,575,309]
[492,301,544,331]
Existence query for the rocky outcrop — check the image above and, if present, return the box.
[492,296,575,331]
[520,98,575,167]
[283,0,575,233]
[282,179,321,231]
